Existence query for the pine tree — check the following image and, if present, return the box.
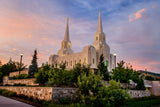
[97,54,109,81]
[28,49,38,77]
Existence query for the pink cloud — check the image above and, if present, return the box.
[152,4,159,8]
[28,35,32,38]
[129,8,147,22]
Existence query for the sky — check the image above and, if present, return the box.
[0,0,160,73]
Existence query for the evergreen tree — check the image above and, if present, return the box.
[97,54,109,81]
[28,49,38,77]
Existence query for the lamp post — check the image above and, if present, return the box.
[19,53,23,75]
[145,67,147,71]
[114,53,116,68]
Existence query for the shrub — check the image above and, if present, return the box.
[2,90,10,96]
[8,91,17,97]
[13,83,26,86]
[12,74,28,79]
[58,97,72,105]
[0,89,6,94]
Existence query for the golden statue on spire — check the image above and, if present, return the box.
[67,17,69,22]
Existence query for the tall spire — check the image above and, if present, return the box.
[97,10,103,33]
[64,17,70,41]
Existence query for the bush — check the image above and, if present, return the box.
[58,97,72,105]
[2,90,10,96]
[12,74,28,79]
[13,83,26,86]
[0,89,6,94]
[8,91,17,97]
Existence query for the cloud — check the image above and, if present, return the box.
[28,35,32,38]
[152,4,159,8]
[129,8,147,22]
[12,48,17,51]
[41,38,47,40]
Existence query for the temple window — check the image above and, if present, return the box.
[84,58,86,64]
[93,58,95,64]
[96,36,98,41]
[71,61,72,66]
[79,59,81,64]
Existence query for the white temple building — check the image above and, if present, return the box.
[49,11,116,72]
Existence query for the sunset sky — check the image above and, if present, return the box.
[0,0,160,73]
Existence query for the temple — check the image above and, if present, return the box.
[49,11,116,71]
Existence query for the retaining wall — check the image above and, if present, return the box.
[3,78,38,86]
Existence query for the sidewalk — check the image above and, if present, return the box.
[0,95,34,107]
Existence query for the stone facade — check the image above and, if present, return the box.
[3,77,38,86]
[0,86,150,101]
[9,70,28,77]
[49,11,116,72]
[0,86,52,100]
[144,80,160,96]
[128,90,150,98]
[52,87,77,101]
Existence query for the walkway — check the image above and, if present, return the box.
[0,95,34,107]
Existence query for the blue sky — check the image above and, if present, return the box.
[0,0,160,73]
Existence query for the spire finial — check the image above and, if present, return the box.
[67,17,69,22]
[64,17,70,41]
[97,10,103,33]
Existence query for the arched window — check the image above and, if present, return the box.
[93,58,95,64]
[75,60,76,65]
[79,59,81,64]
[67,62,68,66]
[71,61,72,66]
[96,36,98,41]
[84,58,86,64]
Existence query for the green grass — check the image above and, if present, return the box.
[121,98,160,107]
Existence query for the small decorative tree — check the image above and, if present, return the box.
[97,54,109,81]
[28,49,38,78]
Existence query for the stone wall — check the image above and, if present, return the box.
[52,87,77,101]
[151,81,160,96]
[128,90,150,98]
[3,78,38,86]
[9,70,28,77]
[102,81,135,89]
[0,86,52,101]
[0,86,151,101]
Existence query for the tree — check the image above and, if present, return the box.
[97,54,109,81]
[28,49,38,77]
[0,72,3,83]
[112,60,146,90]
[35,70,49,86]
[104,80,130,106]
[76,73,129,107]
[112,60,133,83]
[0,61,2,67]
[15,62,26,72]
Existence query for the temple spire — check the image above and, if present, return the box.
[64,17,70,41]
[97,10,103,33]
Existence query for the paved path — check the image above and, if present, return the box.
[0,95,34,107]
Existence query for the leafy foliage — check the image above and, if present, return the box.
[97,54,109,81]
[145,75,154,81]
[0,72,3,83]
[76,72,129,107]
[12,74,28,79]
[48,68,75,86]
[104,80,130,106]
[112,60,146,90]
[28,49,38,77]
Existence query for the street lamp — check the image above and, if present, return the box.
[19,53,23,75]
[145,67,147,71]
[114,53,116,68]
